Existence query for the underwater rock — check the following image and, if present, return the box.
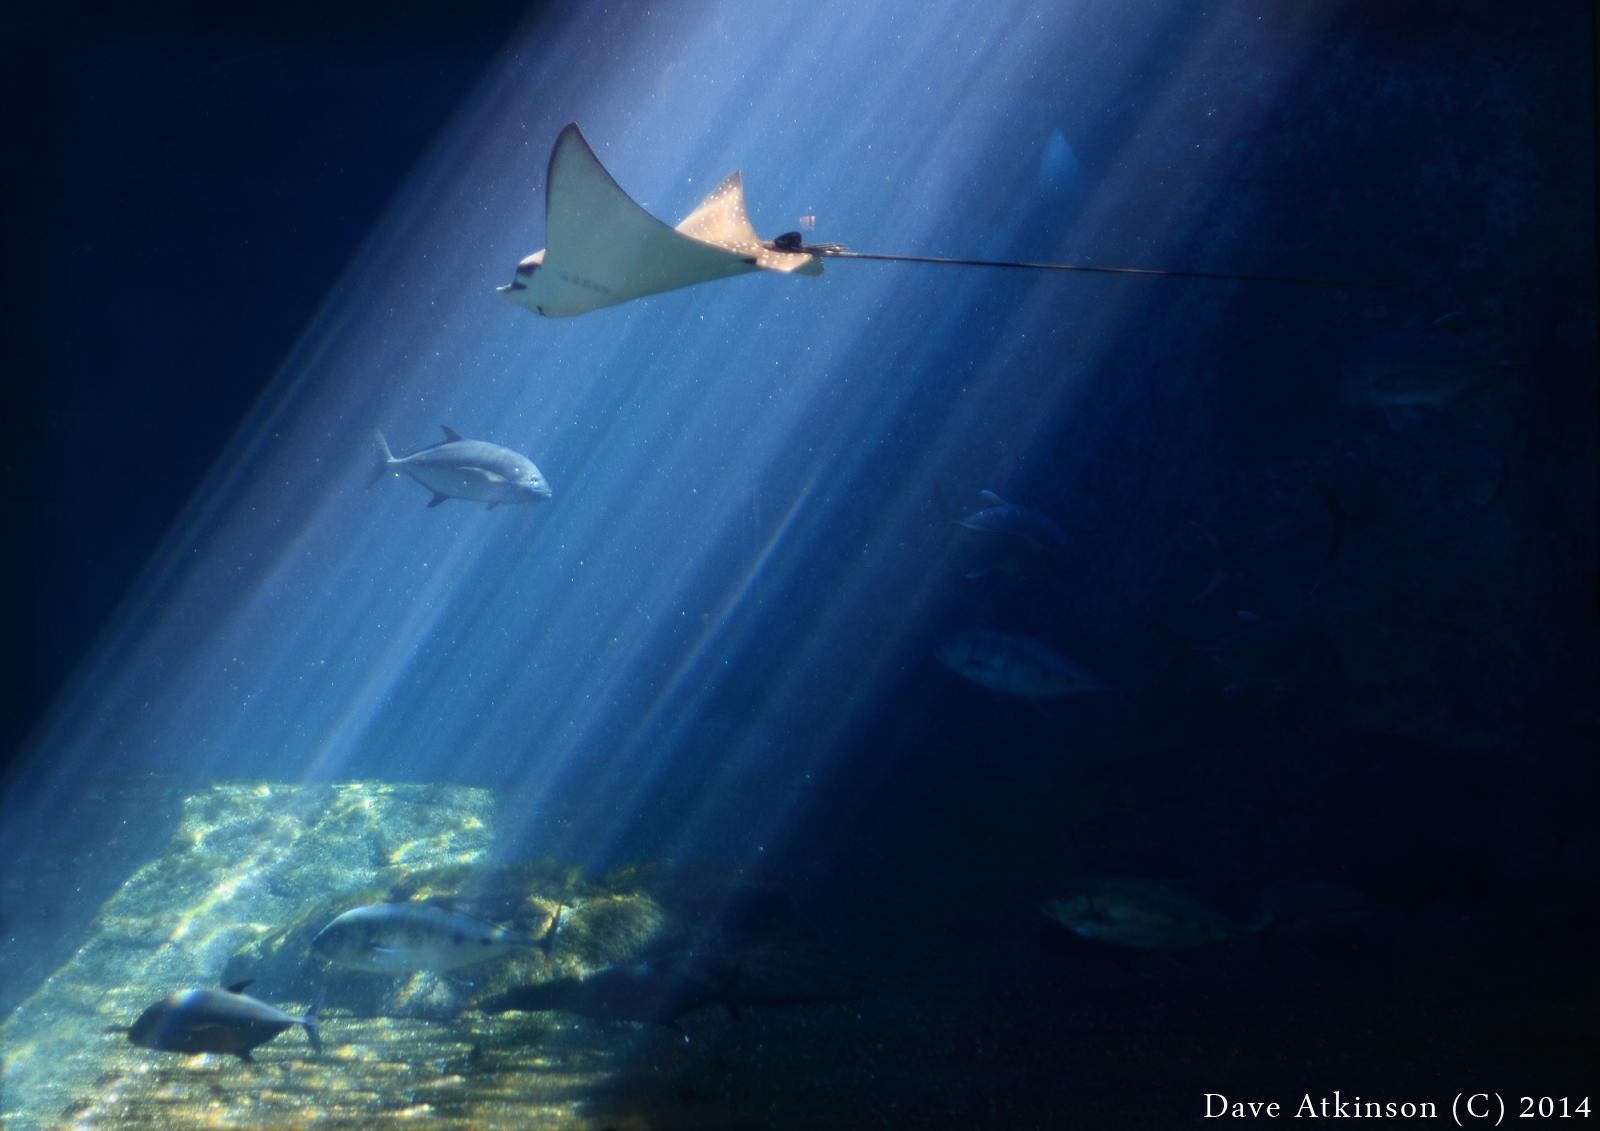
[479,952,727,1026]
[0,782,495,1126]
[481,938,871,1028]
[0,782,697,1128]
[224,868,668,1023]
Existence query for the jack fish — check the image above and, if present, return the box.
[128,981,321,1061]
[311,902,557,975]
[955,489,1068,579]
[371,425,551,509]
[956,490,1067,554]
[1338,314,1517,411]
[936,631,1106,698]
[1039,877,1254,952]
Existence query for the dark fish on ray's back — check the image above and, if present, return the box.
[127,981,321,1061]
[311,901,560,975]
[370,425,551,510]
[936,631,1107,698]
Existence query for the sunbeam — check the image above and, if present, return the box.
[4,0,1595,1125]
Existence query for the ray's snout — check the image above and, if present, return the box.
[499,250,544,296]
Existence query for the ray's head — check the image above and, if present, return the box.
[498,250,546,311]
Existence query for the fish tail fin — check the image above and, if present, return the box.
[302,987,325,1055]
[368,431,395,488]
[538,904,564,959]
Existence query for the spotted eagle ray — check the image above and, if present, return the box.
[500,124,1384,319]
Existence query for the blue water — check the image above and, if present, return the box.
[3,1,1595,1122]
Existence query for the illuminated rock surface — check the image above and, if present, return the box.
[0,782,887,1128]
[0,783,653,1128]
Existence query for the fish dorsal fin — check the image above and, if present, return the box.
[226,980,254,994]
[980,490,1007,507]
[440,425,465,443]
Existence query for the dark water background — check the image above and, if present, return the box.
[3,0,1595,1123]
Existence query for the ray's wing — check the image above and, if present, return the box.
[510,125,818,318]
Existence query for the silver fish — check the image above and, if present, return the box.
[311,902,556,975]
[1039,877,1252,952]
[956,490,1068,555]
[1338,313,1517,411]
[128,980,321,1061]
[371,425,551,509]
[936,631,1106,698]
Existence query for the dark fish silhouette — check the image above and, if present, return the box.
[1338,313,1518,413]
[127,981,321,1062]
[937,631,1107,699]
[1039,877,1258,953]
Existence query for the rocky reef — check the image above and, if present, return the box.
[0,782,861,1129]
